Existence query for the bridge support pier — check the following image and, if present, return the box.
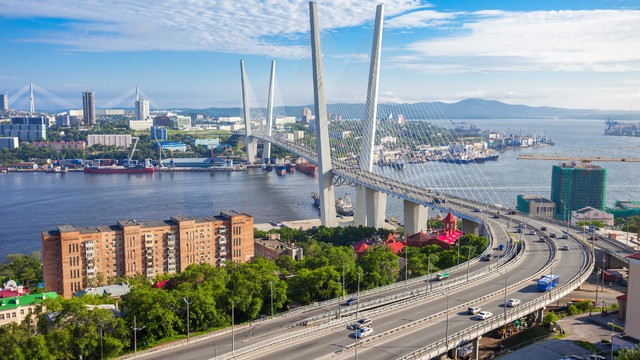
[354,185,367,226]
[537,308,544,323]
[404,200,428,235]
[462,218,480,236]
[354,186,387,229]
[366,188,387,229]
[472,336,481,360]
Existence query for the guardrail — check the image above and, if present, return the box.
[216,238,527,360]
[395,228,594,360]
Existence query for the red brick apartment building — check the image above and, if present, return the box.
[42,211,254,298]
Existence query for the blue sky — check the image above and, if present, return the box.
[1,0,639,111]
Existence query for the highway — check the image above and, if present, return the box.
[131,135,628,360]
[247,221,586,360]
[138,220,513,360]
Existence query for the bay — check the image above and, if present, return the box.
[1,118,639,260]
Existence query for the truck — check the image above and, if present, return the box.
[435,273,449,281]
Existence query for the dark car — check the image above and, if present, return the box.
[619,279,628,287]
[549,233,556,238]
[481,254,493,261]
[541,226,547,231]
[346,297,358,306]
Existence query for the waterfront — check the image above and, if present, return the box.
[1,118,640,260]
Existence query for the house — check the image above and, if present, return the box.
[405,212,464,250]
[0,292,58,326]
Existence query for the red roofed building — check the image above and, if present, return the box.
[406,212,464,250]
[0,280,28,299]
[384,236,405,255]
[353,241,371,259]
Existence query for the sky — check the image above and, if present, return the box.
[1,0,640,111]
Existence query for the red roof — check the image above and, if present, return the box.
[353,243,369,253]
[443,212,456,223]
[436,229,464,245]
[0,290,26,298]
[386,241,405,254]
[407,231,431,241]
[627,253,640,260]
[616,294,627,302]
[152,280,169,289]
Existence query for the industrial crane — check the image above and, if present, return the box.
[517,154,640,162]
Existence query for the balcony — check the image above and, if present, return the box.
[218,236,227,245]
[167,265,177,273]
[218,226,227,234]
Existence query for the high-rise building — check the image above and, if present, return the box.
[135,98,150,120]
[82,91,96,126]
[150,126,168,141]
[0,92,8,110]
[42,211,254,298]
[550,162,607,220]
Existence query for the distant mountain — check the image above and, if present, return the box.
[185,98,639,120]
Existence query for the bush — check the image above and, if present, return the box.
[567,304,580,315]
[575,300,593,313]
[543,312,558,326]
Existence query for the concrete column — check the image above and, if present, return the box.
[462,218,479,235]
[472,336,481,360]
[309,2,336,227]
[359,4,384,173]
[240,60,256,164]
[404,200,427,235]
[366,188,386,229]
[264,60,276,162]
[537,308,544,323]
[354,185,367,226]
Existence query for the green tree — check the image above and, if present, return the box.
[122,285,181,345]
[275,255,296,275]
[358,245,399,289]
[288,266,341,304]
[618,347,640,360]
[0,252,43,290]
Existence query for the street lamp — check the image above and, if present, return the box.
[609,321,616,360]
[457,241,460,267]
[98,322,106,360]
[131,316,145,355]
[183,297,191,342]
[230,300,235,356]
[466,246,474,282]
[497,268,508,320]
[356,270,366,319]
[270,281,274,317]
[439,290,451,349]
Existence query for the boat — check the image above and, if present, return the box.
[84,160,155,174]
[297,162,317,175]
[311,192,354,216]
[45,166,68,174]
[336,193,354,216]
[85,137,154,174]
[275,165,286,176]
[286,163,295,173]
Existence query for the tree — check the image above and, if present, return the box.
[0,252,43,290]
[275,255,296,275]
[288,266,341,304]
[618,347,640,360]
[358,245,399,290]
[122,286,181,344]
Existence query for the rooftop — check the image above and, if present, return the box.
[0,292,58,310]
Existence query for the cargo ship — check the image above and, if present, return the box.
[84,160,155,174]
[297,162,317,175]
[311,192,354,216]
[275,165,287,176]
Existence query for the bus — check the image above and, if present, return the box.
[537,274,559,292]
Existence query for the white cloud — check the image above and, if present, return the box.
[329,53,370,62]
[392,9,640,73]
[386,10,455,29]
[0,0,422,58]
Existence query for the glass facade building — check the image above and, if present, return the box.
[550,162,607,220]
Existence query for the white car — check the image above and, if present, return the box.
[476,311,493,320]
[506,298,521,307]
[347,318,372,330]
[467,306,481,315]
[355,327,373,338]
[562,245,570,251]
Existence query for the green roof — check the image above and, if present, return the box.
[0,292,58,310]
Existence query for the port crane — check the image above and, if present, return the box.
[517,154,640,162]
